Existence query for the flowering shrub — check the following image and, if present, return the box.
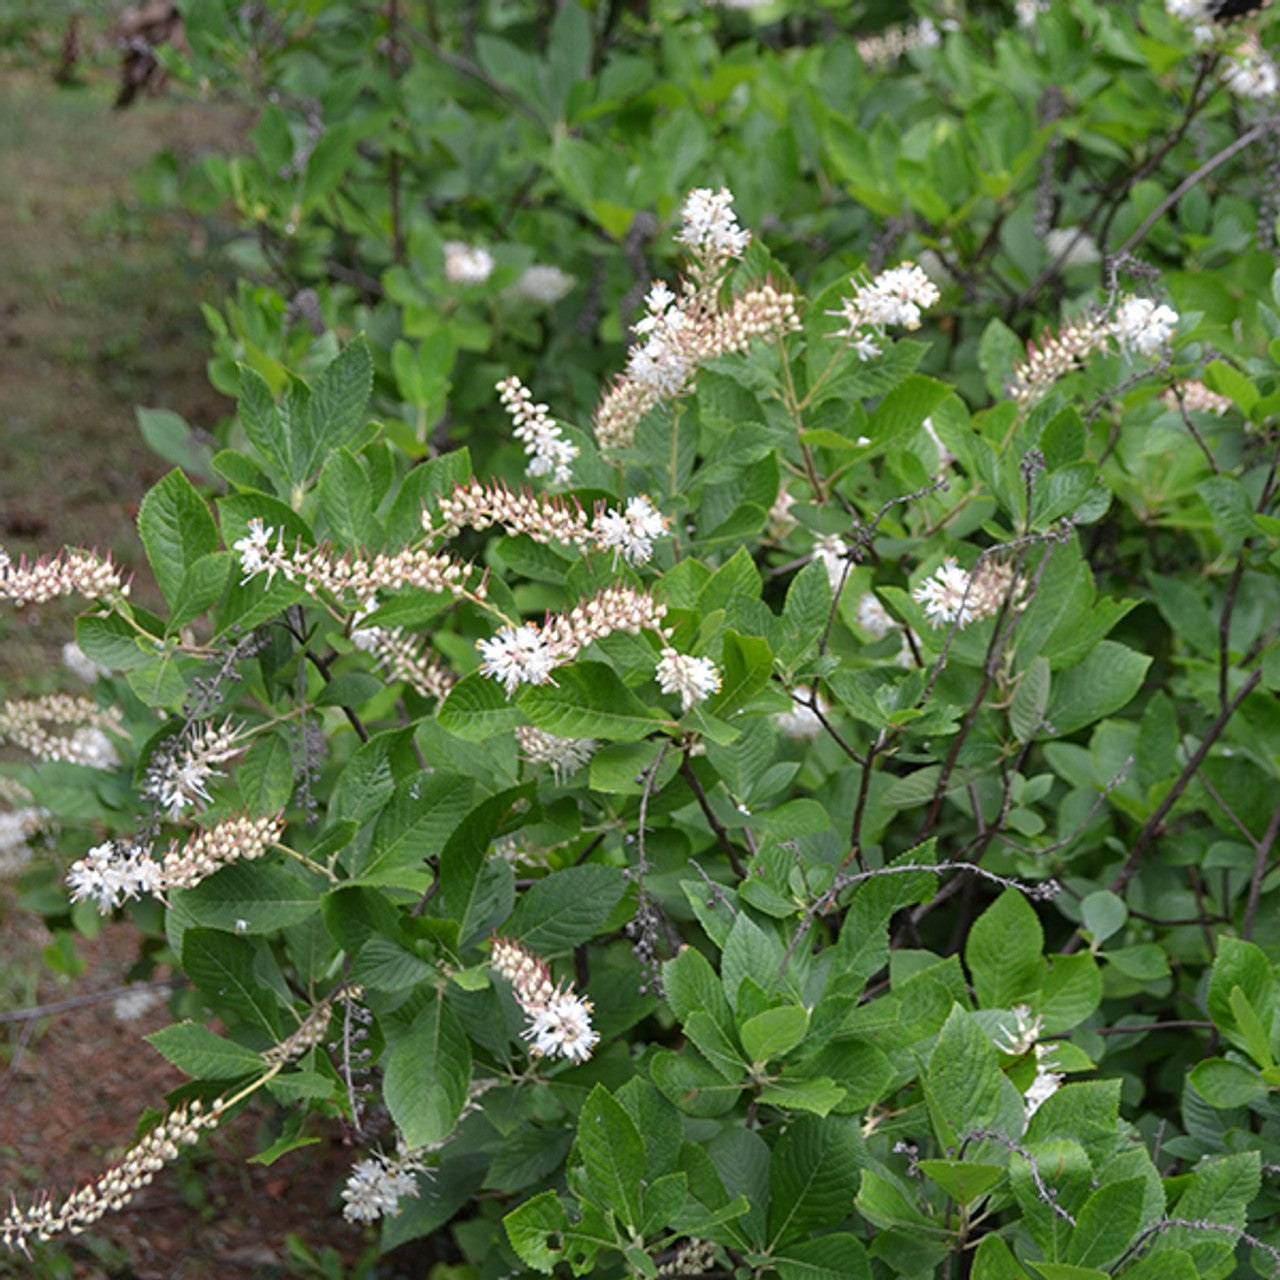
[6,1,1280,1276]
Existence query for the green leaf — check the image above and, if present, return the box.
[518,661,665,741]
[355,771,475,886]
[650,1048,744,1116]
[318,447,374,547]
[757,1076,847,1116]
[1010,657,1051,742]
[437,671,523,740]
[145,1021,265,1080]
[867,374,952,446]
[773,1233,871,1280]
[927,1007,1021,1145]
[664,943,735,1029]
[505,865,627,954]
[740,1005,809,1064]
[235,732,296,813]
[438,786,532,946]
[577,1084,646,1230]
[780,559,834,663]
[707,630,773,718]
[349,936,438,991]
[137,469,218,607]
[1111,1250,1197,1280]
[181,928,284,1037]
[1046,641,1151,736]
[855,1168,937,1231]
[640,1172,689,1237]
[979,317,1025,398]
[965,890,1045,1009]
[315,672,384,708]
[166,552,233,633]
[486,1128,575,1194]
[917,1160,1005,1206]
[504,1191,569,1274]
[1010,1140,1092,1261]
[136,406,215,483]
[685,1009,748,1081]
[1080,890,1127,946]
[76,612,155,672]
[1229,984,1275,1069]
[721,911,785,1010]
[767,1115,865,1248]
[1066,1176,1145,1268]
[1207,938,1277,1060]
[174,862,324,935]
[1188,1057,1268,1108]
[383,991,471,1148]
[238,362,291,486]
[301,334,373,477]
[1038,954,1102,1033]
[1197,476,1258,551]
[1027,1266,1110,1280]
[328,727,411,824]
[972,1234,1030,1279]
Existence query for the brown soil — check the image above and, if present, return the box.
[0,57,401,1280]
[0,906,378,1279]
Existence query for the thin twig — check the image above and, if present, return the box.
[1243,796,1280,941]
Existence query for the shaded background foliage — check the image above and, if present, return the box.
[5,1,1280,1278]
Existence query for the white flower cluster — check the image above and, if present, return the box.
[912,556,1023,630]
[1163,380,1235,416]
[490,935,600,1063]
[1009,313,1110,407]
[0,802,54,876]
[0,695,123,769]
[656,647,721,713]
[496,375,578,485]
[813,534,848,592]
[142,719,248,819]
[774,687,829,741]
[1223,36,1280,98]
[66,840,164,913]
[342,1147,426,1223]
[1,1097,226,1251]
[856,18,941,69]
[630,281,695,398]
[0,547,126,606]
[443,240,494,285]
[855,593,922,668]
[674,186,751,270]
[478,624,556,694]
[233,518,482,603]
[826,261,941,360]
[1015,0,1050,26]
[511,263,575,305]
[349,604,455,700]
[156,813,286,892]
[516,725,597,783]
[62,641,110,683]
[434,479,671,568]
[1044,226,1101,268]
[1112,295,1179,358]
[112,983,166,1022]
[476,585,668,695]
[594,495,670,566]
[593,187,799,450]
[998,1004,1065,1123]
